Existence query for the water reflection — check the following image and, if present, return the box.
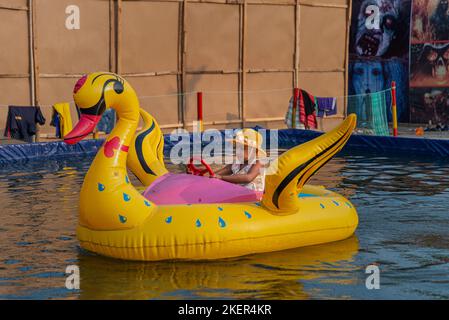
[1,153,449,299]
[78,237,359,300]
[329,152,449,197]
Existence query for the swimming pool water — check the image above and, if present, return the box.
[1,153,449,299]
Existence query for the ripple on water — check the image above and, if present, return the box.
[1,154,449,299]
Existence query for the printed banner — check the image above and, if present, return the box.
[348,0,412,123]
[410,0,449,124]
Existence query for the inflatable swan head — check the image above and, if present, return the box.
[64,72,140,145]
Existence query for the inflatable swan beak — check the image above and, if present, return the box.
[262,114,357,213]
[64,114,102,145]
[64,74,107,145]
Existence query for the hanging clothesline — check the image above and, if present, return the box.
[0,87,393,108]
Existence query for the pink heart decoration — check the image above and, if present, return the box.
[103,136,121,158]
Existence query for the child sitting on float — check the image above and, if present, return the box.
[213,128,266,192]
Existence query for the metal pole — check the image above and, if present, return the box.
[28,0,35,105]
[292,88,299,129]
[197,92,203,132]
[391,81,398,137]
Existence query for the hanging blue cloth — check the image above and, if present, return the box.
[50,113,61,138]
[316,97,337,118]
[4,106,46,142]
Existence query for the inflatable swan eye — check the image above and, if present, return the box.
[113,81,124,94]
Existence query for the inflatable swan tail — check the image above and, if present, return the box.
[262,114,357,213]
[127,109,168,186]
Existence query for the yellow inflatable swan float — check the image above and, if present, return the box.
[64,72,358,261]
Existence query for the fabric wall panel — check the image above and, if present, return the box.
[299,6,347,70]
[122,1,179,73]
[246,4,295,70]
[0,78,32,134]
[245,73,293,119]
[128,75,179,126]
[184,74,239,124]
[36,0,110,74]
[0,10,29,74]
[186,3,240,71]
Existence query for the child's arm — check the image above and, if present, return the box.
[218,162,262,184]
[214,164,233,176]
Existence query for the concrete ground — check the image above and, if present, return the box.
[396,123,449,140]
[0,137,30,145]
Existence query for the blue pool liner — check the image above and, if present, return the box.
[275,129,449,157]
[0,139,104,163]
[1,129,449,164]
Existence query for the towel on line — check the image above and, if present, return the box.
[285,89,317,129]
[51,102,73,138]
[315,97,337,118]
[4,106,46,142]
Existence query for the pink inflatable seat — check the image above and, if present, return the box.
[142,173,262,205]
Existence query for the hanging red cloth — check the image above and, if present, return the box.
[298,90,317,129]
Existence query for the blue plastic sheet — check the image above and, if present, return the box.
[1,129,449,164]
[0,139,104,164]
[276,129,449,157]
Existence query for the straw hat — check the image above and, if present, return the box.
[229,128,266,158]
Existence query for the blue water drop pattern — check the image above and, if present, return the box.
[332,200,340,206]
[218,217,226,228]
[345,201,353,208]
[119,215,127,223]
[144,200,151,207]
[218,207,223,211]
[123,193,131,202]
[320,203,325,209]
[254,202,261,207]
[165,216,173,224]
[196,219,202,227]
[125,176,130,184]
[244,211,252,219]
[98,183,105,192]
[298,193,317,198]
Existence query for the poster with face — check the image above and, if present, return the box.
[350,0,411,59]
[348,0,411,123]
[410,0,449,124]
[411,0,449,41]
[410,42,449,87]
[410,87,449,123]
